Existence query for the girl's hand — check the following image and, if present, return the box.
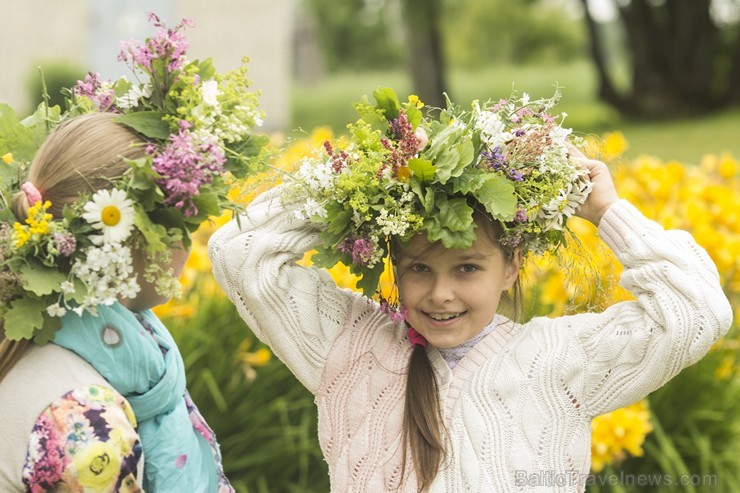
[570,146,620,227]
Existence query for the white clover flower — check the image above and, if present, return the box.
[71,242,139,309]
[201,79,221,106]
[475,111,513,148]
[119,278,140,299]
[296,158,337,192]
[46,303,67,317]
[548,125,572,145]
[303,198,327,219]
[82,189,135,245]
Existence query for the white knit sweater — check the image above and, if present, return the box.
[208,188,732,493]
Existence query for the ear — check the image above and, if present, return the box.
[503,248,522,289]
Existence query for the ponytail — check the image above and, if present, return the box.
[402,344,446,491]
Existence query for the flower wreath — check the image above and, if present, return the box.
[288,87,592,307]
[0,13,267,342]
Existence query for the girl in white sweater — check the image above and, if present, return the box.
[209,90,732,492]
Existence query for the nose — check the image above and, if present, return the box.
[428,274,454,305]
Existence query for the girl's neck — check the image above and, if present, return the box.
[438,315,499,369]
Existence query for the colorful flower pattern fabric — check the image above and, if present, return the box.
[22,385,143,493]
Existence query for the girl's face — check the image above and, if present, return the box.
[396,228,520,349]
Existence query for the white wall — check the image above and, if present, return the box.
[0,0,294,130]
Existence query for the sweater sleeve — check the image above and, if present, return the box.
[569,199,733,416]
[208,187,367,393]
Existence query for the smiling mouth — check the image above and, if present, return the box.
[425,312,465,321]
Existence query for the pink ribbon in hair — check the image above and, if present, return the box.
[408,327,428,348]
[21,182,43,205]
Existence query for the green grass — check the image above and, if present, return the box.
[291,61,740,164]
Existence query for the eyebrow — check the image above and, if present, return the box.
[397,251,491,263]
[454,253,491,262]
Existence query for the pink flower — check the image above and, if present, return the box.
[414,127,429,152]
[380,301,408,324]
[118,14,194,74]
[150,122,225,217]
[338,236,375,266]
[74,73,117,112]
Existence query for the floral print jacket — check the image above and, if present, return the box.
[22,385,144,492]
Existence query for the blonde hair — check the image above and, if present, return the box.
[1,112,146,382]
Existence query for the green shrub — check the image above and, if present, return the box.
[26,61,85,112]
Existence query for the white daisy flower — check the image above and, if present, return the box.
[116,82,153,109]
[82,189,135,245]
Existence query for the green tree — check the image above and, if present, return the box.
[444,0,586,68]
[580,0,740,116]
[301,0,404,72]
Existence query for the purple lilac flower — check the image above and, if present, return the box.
[150,120,226,217]
[481,146,506,171]
[514,208,528,223]
[74,73,117,112]
[53,232,77,257]
[515,129,526,137]
[338,236,375,266]
[118,13,194,73]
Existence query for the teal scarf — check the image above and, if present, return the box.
[53,302,223,492]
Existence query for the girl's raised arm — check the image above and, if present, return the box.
[208,187,365,393]
[560,198,733,416]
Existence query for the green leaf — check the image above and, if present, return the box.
[355,262,384,298]
[425,218,477,249]
[326,207,352,235]
[20,262,66,296]
[408,158,436,182]
[423,122,470,184]
[436,196,474,232]
[3,297,47,340]
[115,111,170,140]
[311,243,343,269]
[404,104,423,129]
[372,87,400,120]
[425,196,476,249]
[134,208,169,252]
[450,139,475,178]
[452,169,484,195]
[192,191,221,218]
[475,174,517,221]
[33,315,63,345]
[0,104,38,161]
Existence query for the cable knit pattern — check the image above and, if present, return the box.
[208,187,733,493]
